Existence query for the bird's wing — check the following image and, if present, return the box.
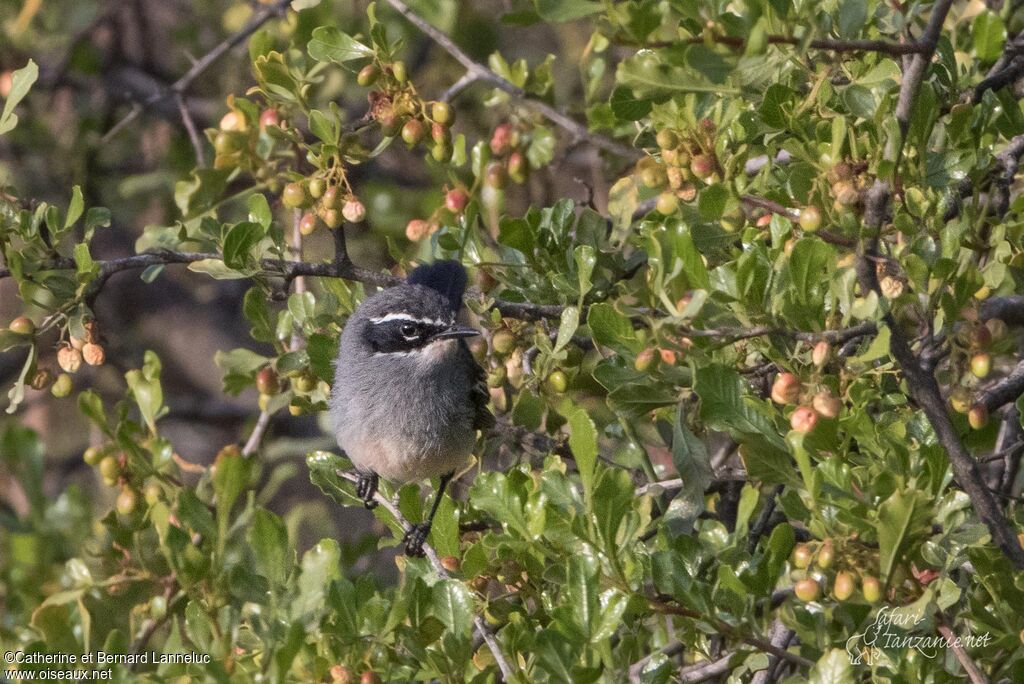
[461,341,494,431]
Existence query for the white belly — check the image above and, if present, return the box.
[338,428,473,483]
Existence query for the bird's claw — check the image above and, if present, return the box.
[356,471,378,509]
[403,522,431,557]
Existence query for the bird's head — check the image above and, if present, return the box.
[353,261,478,358]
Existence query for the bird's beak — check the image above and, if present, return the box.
[431,325,480,340]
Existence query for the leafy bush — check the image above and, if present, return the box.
[3,0,1024,682]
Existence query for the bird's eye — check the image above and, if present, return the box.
[400,323,419,338]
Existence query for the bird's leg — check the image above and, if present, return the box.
[403,471,454,557]
[355,471,379,509]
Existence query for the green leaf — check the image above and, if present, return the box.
[534,0,601,22]
[0,59,39,136]
[809,649,855,684]
[249,508,290,586]
[223,221,265,270]
[876,489,928,584]
[430,579,474,634]
[973,11,1006,62]
[837,0,867,38]
[248,193,272,229]
[695,365,785,449]
[308,27,374,63]
[64,186,84,229]
[554,306,579,353]
[668,405,712,533]
[293,539,341,620]
[609,86,651,121]
[568,407,598,504]
[212,448,253,541]
[125,361,163,434]
[587,303,640,355]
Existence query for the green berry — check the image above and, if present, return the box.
[431,101,452,125]
[282,183,307,209]
[357,64,380,87]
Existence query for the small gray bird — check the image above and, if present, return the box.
[330,261,493,556]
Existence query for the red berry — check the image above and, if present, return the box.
[771,373,801,405]
[445,189,469,214]
[790,406,818,433]
[490,123,513,155]
[259,108,281,130]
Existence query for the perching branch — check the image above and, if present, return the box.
[335,470,517,682]
[381,0,639,159]
[100,0,292,142]
[854,0,1024,570]
[976,359,1024,414]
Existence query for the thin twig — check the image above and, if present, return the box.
[678,651,735,683]
[176,92,207,167]
[101,0,292,142]
[382,0,638,159]
[641,34,926,56]
[628,641,684,683]
[937,617,989,684]
[242,410,272,457]
[335,470,517,681]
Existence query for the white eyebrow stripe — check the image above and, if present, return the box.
[369,313,449,326]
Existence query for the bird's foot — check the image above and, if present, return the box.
[403,522,431,557]
[355,471,378,509]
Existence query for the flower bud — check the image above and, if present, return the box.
[445,189,469,214]
[811,341,830,367]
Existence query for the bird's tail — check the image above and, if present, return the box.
[407,260,467,313]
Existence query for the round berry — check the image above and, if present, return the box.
[116,488,139,516]
[545,370,568,394]
[790,406,818,433]
[299,212,318,236]
[405,219,430,241]
[282,182,307,209]
[833,571,855,601]
[794,578,820,602]
[357,64,380,87]
[342,199,366,223]
[655,192,679,215]
[799,206,822,232]
[259,108,281,130]
[445,189,469,214]
[861,575,881,603]
[256,367,280,395]
[792,544,812,569]
[968,403,989,430]
[9,316,35,336]
[401,118,426,146]
[491,330,516,355]
[970,353,991,379]
[655,129,679,150]
[771,373,801,405]
[51,373,73,398]
[431,101,452,125]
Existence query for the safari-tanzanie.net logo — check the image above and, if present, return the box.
[846,605,992,665]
